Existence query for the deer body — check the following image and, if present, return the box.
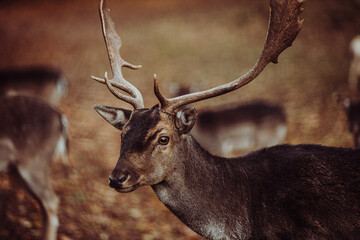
[96,105,360,239]
[171,86,287,156]
[154,143,360,239]
[192,101,287,156]
[343,99,360,148]
[90,0,360,238]
[0,65,68,107]
[0,96,68,240]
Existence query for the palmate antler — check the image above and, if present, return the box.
[94,0,305,112]
[92,0,144,109]
[155,0,305,112]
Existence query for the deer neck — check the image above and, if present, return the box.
[152,135,250,239]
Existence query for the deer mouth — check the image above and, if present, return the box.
[115,183,140,193]
[114,175,144,193]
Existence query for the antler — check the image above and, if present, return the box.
[92,0,144,109]
[155,0,305,112]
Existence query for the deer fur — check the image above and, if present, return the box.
[343,98,360,148]
[0,65,68,107]
[194,101,287,156]
[170,86,287,156]
[95,105,360,239]
[0,96,68,240]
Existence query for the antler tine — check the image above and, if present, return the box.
[92,0,144,109]
[155,0,305,112]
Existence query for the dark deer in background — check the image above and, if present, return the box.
[346,35,360,147]
[339,96,360,148]
[337,35,360,148]
[194,101,287,156]
[0,65,68,107]
[0,96,68,240]
[197,101,286,156]
[171,86,286,156]
[93,0,360,239]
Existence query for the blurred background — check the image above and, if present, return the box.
[0,0,359,239]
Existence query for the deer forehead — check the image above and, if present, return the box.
[126,108,174,131]
[120,108,176,152]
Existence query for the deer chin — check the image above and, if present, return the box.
[115,184,140,193]
[115,176,145,193]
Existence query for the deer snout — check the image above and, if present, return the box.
[109,167,143,192]
[108,173,129,189]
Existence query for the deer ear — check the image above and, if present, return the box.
[175,107,197,134]
[93,104,132,130]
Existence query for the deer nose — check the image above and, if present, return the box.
[109,174,129,189]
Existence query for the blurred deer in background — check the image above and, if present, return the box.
[338,95,360,148]
[93,0,360,239]
[336,35,360,148]
[343,99,360,147]
[0,96,68,240]
[0,65,68,107]
[194,101,286,156]
[349,35,360,94]
[171,86,286,156]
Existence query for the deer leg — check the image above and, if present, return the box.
[17,165,59,240]
[0,139,15,172]
[354,131,360,148]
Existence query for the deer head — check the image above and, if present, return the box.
[93,0,304,192]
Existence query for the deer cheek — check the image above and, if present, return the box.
[147,153,172,184]
[151,164,166,184]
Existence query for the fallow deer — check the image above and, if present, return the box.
[194,101,287,156]
[0,65,68,107]
[171,86,286,156]
[93,0,360,239]
[342,98,360,148]
[0,96,68,240]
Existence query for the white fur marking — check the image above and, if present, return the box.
[203,220,246,240]
[50,215,59,228]
[55,135,67,164]
[351,36,360,57]
[0,138,16,172]
[5,89,20,97]
[203,221,229,240]
[54,115,68,164]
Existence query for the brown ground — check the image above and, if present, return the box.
[0,0,360,239]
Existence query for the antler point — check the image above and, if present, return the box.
[91,75,105,82]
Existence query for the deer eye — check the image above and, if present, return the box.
[158,136,169,145]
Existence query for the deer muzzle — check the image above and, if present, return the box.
[109,169,144,193]
[109,174,129,188]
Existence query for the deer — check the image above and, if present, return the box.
[349,35,360,94]
[0,95,68,240]
[193,101,287,156]
[341,97,360,148]
[92,0,360,239]
[171,86,287,156]
[0,65,68,108]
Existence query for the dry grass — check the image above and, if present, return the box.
[0,0,359,239]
